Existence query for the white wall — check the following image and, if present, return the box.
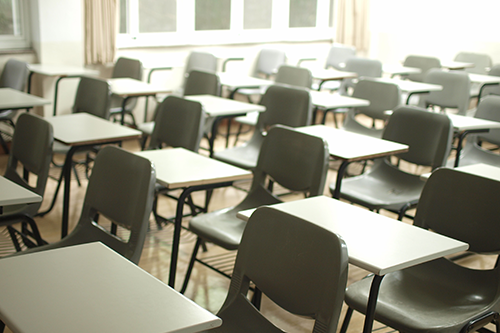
[28,0,85,116]
[369,0,500,65]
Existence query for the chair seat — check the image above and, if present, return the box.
[345,258,499,333]
[332,160,425,211]
[138,121,155,136]
[212,136,263,170]
[446,141,500,167]
[189,207,246,250]
[234,112,258,126]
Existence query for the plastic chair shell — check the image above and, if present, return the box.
[421,68,471,115]
[331,106,453,218]
[213,85,312,170]
[13,146,156,264]
[342,168,500,333]
[403,55,441,82]
[211,206,348,333]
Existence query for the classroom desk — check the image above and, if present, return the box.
[184,94,266,156]
[296,125,409,199]
[0,88,51,153]
[309,90,370,125]
[441,60,475,70]
[468,73,500,99]
[382,64,422,77]
[0,88,51,111]
[421,163,500,181]
[27,64,99,116]
[107,78,172,125]
[237,195,468,333]
[0,176,41,214]
[45,113,142,238]
[135,148,252,289]
[372,77,443,104]
[217,72,274,99]
[448,114,500,167]
[0,242,222,333]
[309,68,358,90]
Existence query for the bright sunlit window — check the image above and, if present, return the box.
[118,0,335,48]
[0,0,30,49]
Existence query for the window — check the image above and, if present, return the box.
[118,0,334,48]
[0,0,30,49]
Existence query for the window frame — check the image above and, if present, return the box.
[117,0,334,49]
[0,0,31,50]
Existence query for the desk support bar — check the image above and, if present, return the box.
[169,181,234,289]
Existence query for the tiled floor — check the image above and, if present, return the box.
[0,113,496,332]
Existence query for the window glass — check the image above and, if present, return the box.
[195,0,231,31]
[244,0,272,29]
[119,0,127,33]
[289,0,317,28]
[0,0,15,35]
[139,0,176,33]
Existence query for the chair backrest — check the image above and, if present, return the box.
[72,77,112,119]
[422,68,471,115]
[61,146,156,264]
[148,96,205,152]
[383,105,453,170]
[341,57,382,94]
[252,125,329,196]
[351,79,401,120]
[454,51,492,74]
[183,69,221,96]
[111,57,143,111]
[473,95,500,146]
[275,65,312,88]
[480,64,500,98]
[257,84,312,130]
[325,44,356,70]
[403,55,441,82]
[112,57,143,80]
[185,51,217,75]
[344,57,382,78]
[0,59,29,90]
[217,206,348,333]
[4,113,53,216]
[414,168,500,254]
[253,48,287,78]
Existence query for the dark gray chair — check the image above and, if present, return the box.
[330,105,453,220]
[479,64,500,99]
[41,77,112,216]
[420,68,471,116]
[454,51,492,75]
[0,113,53,251]
[0,59,29,153]
[325,44,356,70]
[339,79,401,137]
[233,48,286,103]
[145,96,206,228]
[232,65,312,144]
[338,57,383,95]
[12,146,156,264]
[181,125,329,293]
[340,168,500,333]
[449,95,500,167]
[206,206,348,333]
[185,51,218,76]
[138,70,220,149]
[213,84,312,170]
[403,55,441,82]
[108,57,143,126]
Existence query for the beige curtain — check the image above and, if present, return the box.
[84,0,117,65]
[335,0,370,55]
